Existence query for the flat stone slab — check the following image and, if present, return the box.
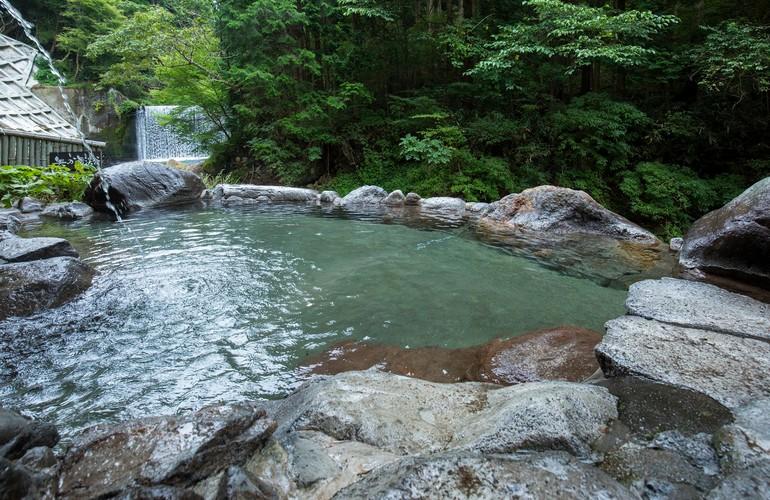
[597,316,770,411]
[0,234,78,263]
[211,184,319,203]
[626,278,770,342]
[40,202,93,220]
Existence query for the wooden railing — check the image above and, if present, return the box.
[0,128,105,166]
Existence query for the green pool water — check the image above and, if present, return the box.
[0,205,627,436]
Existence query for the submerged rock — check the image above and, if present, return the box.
[597,316,770,411]
[480,185,659,243]
[303,326,602,385]
[0,233,78,263]
[335,452,634,500]
[340,185,387,205]
[58,403,275,499]
[0,257,94,320]
[39,202,93,220]
[84,161,205,216]
[680,176,770,288]
[596,376,733,437]
[210,184,319,205]
[477,327,602,384]
[626,278,770,342]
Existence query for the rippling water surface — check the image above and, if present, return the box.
[0,205,627,437]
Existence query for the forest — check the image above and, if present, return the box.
[7,0,770,237]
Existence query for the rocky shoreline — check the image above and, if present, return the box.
[1,161,769,498]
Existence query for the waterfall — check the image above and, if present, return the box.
[135,106,208,161]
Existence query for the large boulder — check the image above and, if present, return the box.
[334,452,634,500]
[207,184,319,205]
[481,186,658,243]
[340,185,387,206]
[0,257,94,320]
[0,234,78,263]
[84,161,205,216]
[626,278,770,342]
[597,316,770,411]
[58,403,275,499]
[680,177,770,288]
[252,371,618,497]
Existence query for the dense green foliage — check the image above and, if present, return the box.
[6,0,770,236]
[0,163,96,207]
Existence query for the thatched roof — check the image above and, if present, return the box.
[0,33,86,141]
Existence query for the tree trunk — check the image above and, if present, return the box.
[581,65,592,94]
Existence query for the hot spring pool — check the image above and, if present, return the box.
[0,205,628,437]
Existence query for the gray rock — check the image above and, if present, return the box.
[84,161,206,216]
[334,452,636,500]
[114,485,202,500]
[626,278,770,342]
[420,196,466,215]
[0,457,45,500]
[341,185,387,205]
[651,431,720,476]
[16,197,44,213]
[0,233,79,263]
[253,372,617,498]
[0,409,59,460]
[707,462,770,500]
[272,371,616,458]
[40,202,94,220]
[680,176,770,288]
[481,185,658,243]
[59,404,275,499]
[0,209,21,233]
[383,190,405,206]
[714,398,770,475]
[597,316,770,411]
[466,202,490,214]
[0,257,94,320]
[600,442,716,497]
[319,190,340,204]
[669,237,684,252]
[404,192,421,206]
[197,465,279,500]
[210,184,319,205]
[18,446,58,470]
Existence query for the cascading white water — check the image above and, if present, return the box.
[135,106,207,161]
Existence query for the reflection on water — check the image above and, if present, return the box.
[1,205,631,437]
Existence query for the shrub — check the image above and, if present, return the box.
[0,163,96,207]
